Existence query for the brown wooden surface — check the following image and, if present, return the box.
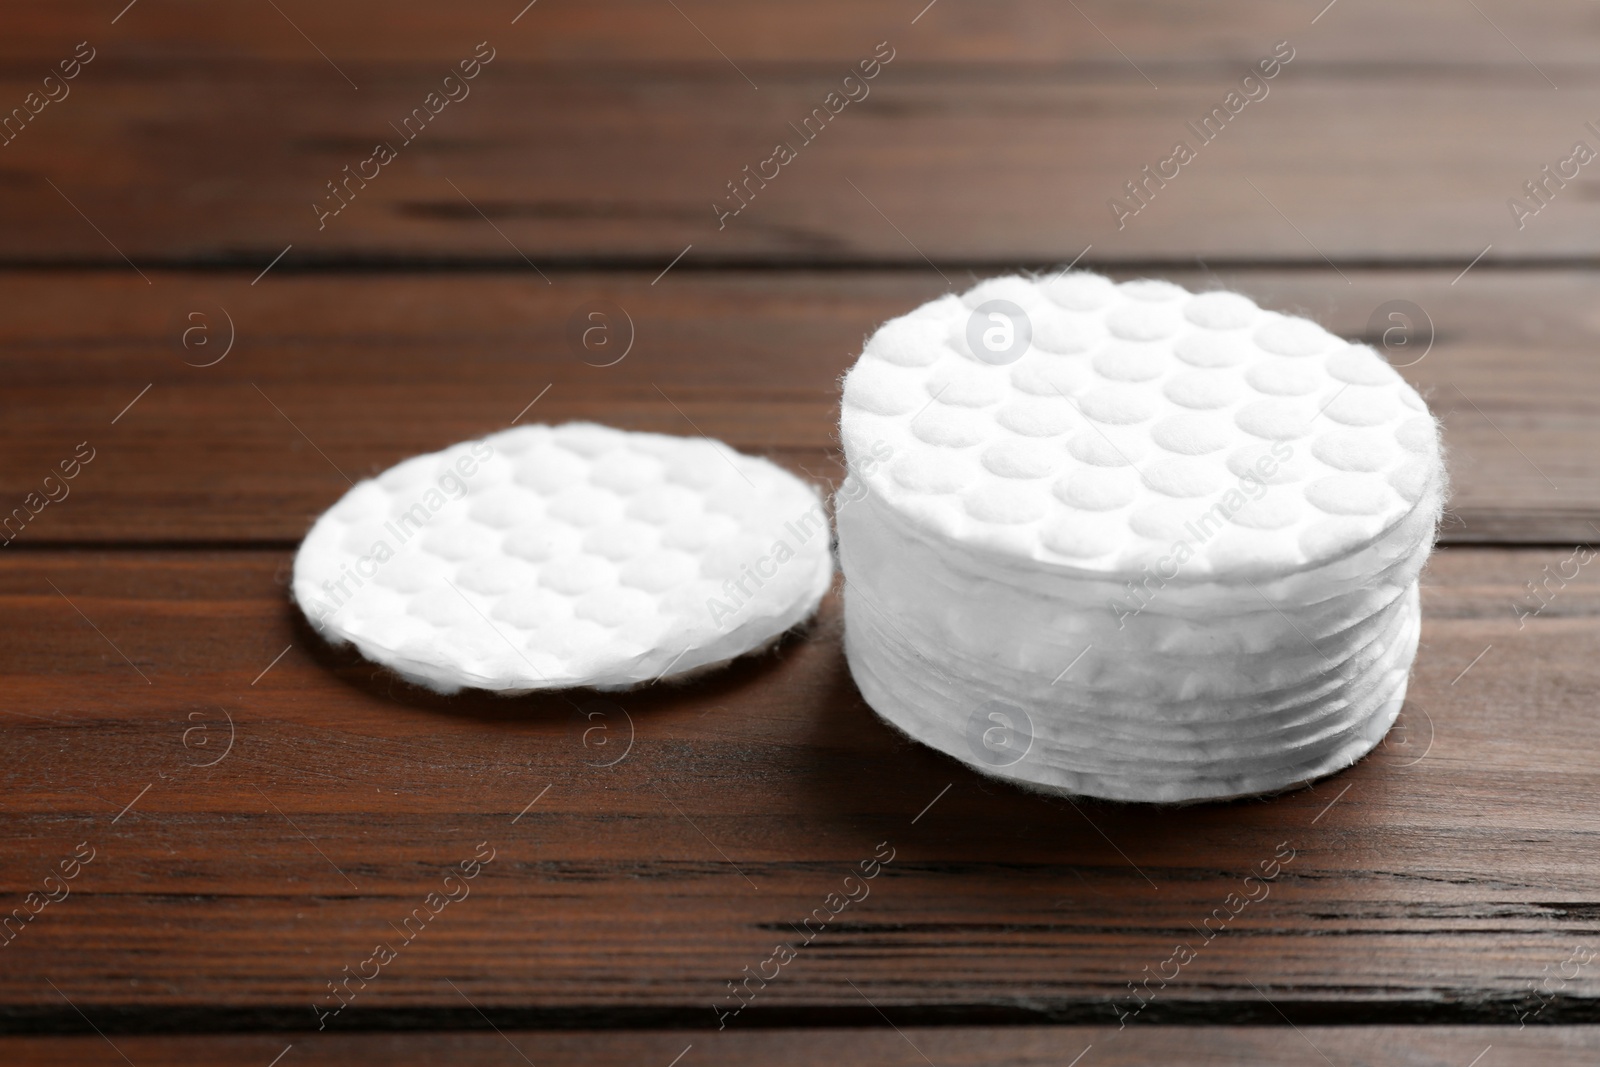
[4,1026,1600,1067]
[0,267,1595,545]
[6,0,1598,64]
[3,1,1598,1062]
[1,547,1597,1032]
[1,2,1598,263]
[15,69,1600,265]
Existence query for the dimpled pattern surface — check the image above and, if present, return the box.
[293,423,833,693]
[840,272,1444,580]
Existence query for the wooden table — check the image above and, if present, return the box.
[3,2,1599,1063]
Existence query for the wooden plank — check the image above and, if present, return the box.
[0,268,1592,546]
[0,1,1595,262]
[1,546,1598,1028]
[4,0,1596,65]
[3,1026,1599,1066]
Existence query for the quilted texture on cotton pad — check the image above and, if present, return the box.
[839,271,1445,582]
[293,422,833,693]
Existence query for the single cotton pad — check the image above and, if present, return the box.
[837,273,1445,803]
[293,422,834,693]
[841,272,1440,581]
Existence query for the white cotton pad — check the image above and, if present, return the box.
[837,272,1446,803]
[292,422,834,693]
[840,272,1442,583]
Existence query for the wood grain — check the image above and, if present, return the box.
[0,268,1592,546]
[0,2,1596,263]
[1,546,1597,1029]
[3,1025,1597,1067]
[2,0,1594,1054]
[6,0,1598,65]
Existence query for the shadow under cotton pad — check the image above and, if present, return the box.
[292,422,834,693]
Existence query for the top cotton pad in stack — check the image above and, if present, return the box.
[293,422,833,693]
[837,272,1445,803]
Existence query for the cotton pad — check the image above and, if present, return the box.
[837,273,1445,803]
[293,422,834,693]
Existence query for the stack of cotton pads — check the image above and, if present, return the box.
[837,273,1445,802]
[293,422,833,693]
